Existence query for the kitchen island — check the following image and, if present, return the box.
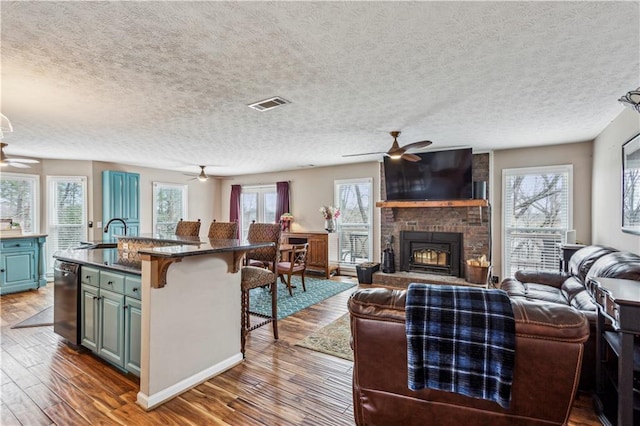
[53,235,272,410]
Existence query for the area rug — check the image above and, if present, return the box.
[296,313,353,361]
[11,306,53,329]
[249,276,355,320]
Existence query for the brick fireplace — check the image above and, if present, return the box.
[379,153,490,281]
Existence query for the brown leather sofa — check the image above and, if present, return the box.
[499,245,640,389]
[349,287,589,426]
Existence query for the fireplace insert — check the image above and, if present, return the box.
[400,231,463,277]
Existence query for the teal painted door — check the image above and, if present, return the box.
[103,171,140,239]
[80,283,99,352]
[124,297,142,376]
[126,173,140,222]
[108,171,126,219]
[99,288,125,368]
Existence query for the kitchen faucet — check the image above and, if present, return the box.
[104,218,128,236]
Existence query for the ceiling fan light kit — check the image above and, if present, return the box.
[0,113,13,140]
[619,87,640,113]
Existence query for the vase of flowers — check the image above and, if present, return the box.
[320,206,340,233]
[280,212,293,231]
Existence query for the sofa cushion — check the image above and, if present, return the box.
[568,245,617,282]
[501,277,570,305]
[585,251,640,282]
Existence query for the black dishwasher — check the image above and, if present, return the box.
[53,260,80,345]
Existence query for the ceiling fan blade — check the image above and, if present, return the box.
[402,153,421,162]
[7,158,39,164]
[342,151,386,158]
[7,162,30,168]
[401,140,432,151]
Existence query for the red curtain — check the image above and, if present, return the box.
[276,181,290,222]
[229,184,241,238]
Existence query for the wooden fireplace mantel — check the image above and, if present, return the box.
[375,200,488,208]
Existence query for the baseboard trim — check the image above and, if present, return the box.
[136,352,243,410]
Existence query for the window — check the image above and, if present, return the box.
[335,178,373,267]
[153,183,188,234]
[47,176,87,274]
[502,165,572,278]
[240,185,276,240]
[0,172,39,233]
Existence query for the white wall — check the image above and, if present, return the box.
[592,108,640,253]
[491,141,594,279]
[219,161,381,262]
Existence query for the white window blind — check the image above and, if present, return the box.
[153,182,188,234]
[502,165,572,278]
[47,176,87,274]
[240,185,276,240]
[335,178,373,267]
[0,172,39,233]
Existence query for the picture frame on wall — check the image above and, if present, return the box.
[622,132,640,234]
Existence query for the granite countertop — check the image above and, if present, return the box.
[54,238,274,274]
[137,238,272,258]
[117,233,202,245]
[53,247,143,275]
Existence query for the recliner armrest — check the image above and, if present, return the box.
[513,270,569,287]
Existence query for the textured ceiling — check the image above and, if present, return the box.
[1,1,639,176]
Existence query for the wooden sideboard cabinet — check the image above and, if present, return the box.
[282,231,339,278]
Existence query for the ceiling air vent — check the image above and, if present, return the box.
[248,96,290,111]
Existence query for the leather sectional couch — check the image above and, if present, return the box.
[499,245,640,389]
[348,287,589,426]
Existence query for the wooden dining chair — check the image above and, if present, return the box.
[240,222,281,356]
[174,218,201,237]
[276,243,309,296]
[207,220,238,239]
[245,222,281,271]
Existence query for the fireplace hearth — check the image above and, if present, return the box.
[400,231,463,277]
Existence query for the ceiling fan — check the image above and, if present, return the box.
[185,165,211,182]
[343,131,433,162]
[0,143,39,169]
[183,165,230,182]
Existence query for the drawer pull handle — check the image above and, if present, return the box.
[107,281,113,285]
[133,288,138,292]
[92,296,97,300]
[0,269,4,273]
[124,305,128,310]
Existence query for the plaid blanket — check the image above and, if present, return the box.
[406,283,515,409]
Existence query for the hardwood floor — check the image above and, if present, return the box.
[1,280,602,425]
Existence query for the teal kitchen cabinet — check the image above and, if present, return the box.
[0,235,47,295]
[79,265,141,376]
[103,171,140,239]
[124,297,142,376]
[80,281,99,352]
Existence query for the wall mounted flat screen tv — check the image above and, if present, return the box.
[383,148,473,200]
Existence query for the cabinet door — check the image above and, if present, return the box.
[106,171,126,219]
[125,173,140,222]
[80,283,99,352]
[1,250,36,289]
[124,297,142,376]
[307,236,328,269]
[99,288,125,368]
